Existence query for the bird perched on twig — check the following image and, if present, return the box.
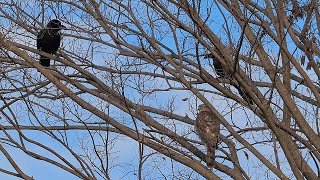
[37,19,66,67]
[195,104,220,168]
[204,52,227,78]
[204,52,253,104]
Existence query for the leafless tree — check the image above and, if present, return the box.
[0,0,320,179]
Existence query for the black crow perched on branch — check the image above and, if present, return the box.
[204,52,253,105]
[37,19,66,67]
[204,53,227,77]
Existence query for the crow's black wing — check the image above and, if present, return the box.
[50,31,61,54]
[233,84,253,104]
[37,29,62,67]
[213,60,226,77]
[37,29,45,50]
[37,29,61,54]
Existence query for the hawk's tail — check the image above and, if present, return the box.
[39,56,50,67]
[206,148,216,168]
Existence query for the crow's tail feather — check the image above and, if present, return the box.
[232,82,254,105]
[237,88,253,104]
[39,56,50,67]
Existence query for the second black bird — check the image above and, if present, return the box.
[204,53,226,77]
[204,52,253,105]
[37,19,66,67]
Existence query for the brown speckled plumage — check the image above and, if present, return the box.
[195,104,220,168]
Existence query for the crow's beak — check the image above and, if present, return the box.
[60,25,66,29]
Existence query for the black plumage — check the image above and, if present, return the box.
[37,19,66,67]
[233,84,253,105]
[204,52,253,105]
[204,53,226,77]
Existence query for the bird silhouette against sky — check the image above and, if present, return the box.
[204,52,253,104]
[37,19,66,67]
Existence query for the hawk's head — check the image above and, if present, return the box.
[198,104,210,112]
